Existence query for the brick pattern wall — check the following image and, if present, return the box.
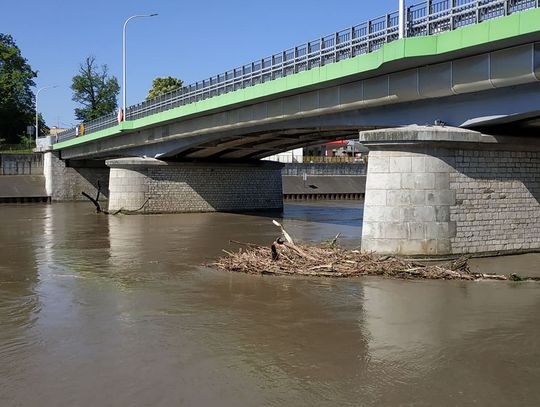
[46,152,109,201]
[108,162,283,213]
[450,150,540,254]
[363,146,540,256]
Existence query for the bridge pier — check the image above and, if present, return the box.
[106,158,283,213]
[44,151,109,201]
[360,126,540,257]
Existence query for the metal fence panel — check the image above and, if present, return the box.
[56,0,539,143]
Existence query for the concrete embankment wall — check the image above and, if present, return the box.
[0,154,49,202]
[282,163,366,199]
[282,163,367,176]
[0,175,49,202]
[0,153,43,175]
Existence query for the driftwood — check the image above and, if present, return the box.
[210,221,540,282]
[81,180,149,215]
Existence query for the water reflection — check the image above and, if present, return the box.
[361,279,540,405]
[0,204,43,386]
[281,201,363,245]
[0,202,539,406]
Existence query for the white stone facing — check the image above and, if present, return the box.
[362,147,454,256]
[361,126,540,256]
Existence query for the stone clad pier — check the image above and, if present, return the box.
[106,158,283,213]
[360,126,540,256]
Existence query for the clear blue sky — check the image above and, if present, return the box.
[1,0,400,128]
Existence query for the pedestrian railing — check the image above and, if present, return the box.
[56,0,539,143]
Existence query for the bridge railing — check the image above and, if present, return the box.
[56,0,539,143]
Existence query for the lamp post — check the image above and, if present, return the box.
[35,85,58,145]
[122,13,158,122]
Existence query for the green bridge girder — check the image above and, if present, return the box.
[53,7,540,152]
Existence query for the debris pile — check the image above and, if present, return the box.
[211,221,538,281]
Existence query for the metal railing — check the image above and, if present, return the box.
[57,0,539,143]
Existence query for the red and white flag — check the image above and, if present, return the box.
[117,109,124,124]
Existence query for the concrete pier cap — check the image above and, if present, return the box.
[359,125,540,257]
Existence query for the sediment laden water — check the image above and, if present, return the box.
[0,202,539,406]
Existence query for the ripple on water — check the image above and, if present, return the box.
[1,202,540,406]
[0,288,42,364]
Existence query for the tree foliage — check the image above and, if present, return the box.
[0,33,37,144]
[36,113,49,138]
[71,56,119,122]
[146,76,183,100]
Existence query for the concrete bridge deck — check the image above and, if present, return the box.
[52,3,540,161]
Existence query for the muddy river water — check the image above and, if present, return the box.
[1,201,539,406]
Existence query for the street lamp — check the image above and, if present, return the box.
[35,85,58,145]
[122,13,158,122]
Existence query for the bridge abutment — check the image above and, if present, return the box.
[360,126,540,257]
[106,158,283,213]
[44,151,109,201]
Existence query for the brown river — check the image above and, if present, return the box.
[1,201,539,406]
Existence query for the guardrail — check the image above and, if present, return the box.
[56,0,539,143]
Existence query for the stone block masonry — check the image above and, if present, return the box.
[360,126,540,256]
[44,151,109,201]
[107,158,283,213]
[450,150,540,254]
[362,148,457,255]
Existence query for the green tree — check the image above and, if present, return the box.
[71,56,119,122]
[0,33,37,144]
[36,113,49,138]
[146,76,183,100]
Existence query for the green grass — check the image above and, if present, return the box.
[0,144,34,154]
[0,149,34,154]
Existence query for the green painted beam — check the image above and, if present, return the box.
[54,7,540,151]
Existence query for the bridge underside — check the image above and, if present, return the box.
[58,81,540,162]
[55,38,540,161]
[168,128,358,161]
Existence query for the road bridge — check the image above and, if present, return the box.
[44,0,540,256]
[53,2,540,161]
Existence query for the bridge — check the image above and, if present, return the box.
[45,0,540,257]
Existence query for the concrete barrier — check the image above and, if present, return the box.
[0,154,43,175]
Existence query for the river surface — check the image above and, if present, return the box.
[1,201,539,406]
